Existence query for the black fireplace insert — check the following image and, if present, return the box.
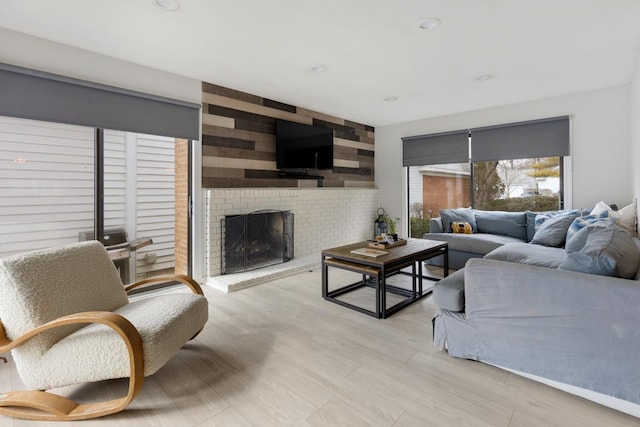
[221,210,294,274]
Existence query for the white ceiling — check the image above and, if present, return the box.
[1,0,640,127]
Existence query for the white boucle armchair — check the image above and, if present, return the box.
[0,241,208,421]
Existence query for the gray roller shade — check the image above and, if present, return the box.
[402,130,469,166]
[0,63,200,140]
[470,116,570,162]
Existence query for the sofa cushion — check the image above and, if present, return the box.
[484,242,566,268]
[531,211,580,247]
[433,269,466,312]
[559,223,640,279]
[591,199,638,237]
[426,233,524,255]
[440,207,477,233]
[474,210,527,241]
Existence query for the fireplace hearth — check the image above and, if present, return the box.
[221,210,294,274]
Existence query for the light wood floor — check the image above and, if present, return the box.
[1,268,638,426]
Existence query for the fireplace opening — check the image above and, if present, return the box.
[221,210,294,274]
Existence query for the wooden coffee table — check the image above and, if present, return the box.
[321,239,448,318]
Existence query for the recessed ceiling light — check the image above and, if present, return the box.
[419,18,442,31]
[384,96,398,102]
[475,74,493,81]
[311,65,326,72]
[153,0,180,11]
[14,158,27,164]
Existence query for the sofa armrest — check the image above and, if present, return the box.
[429,217,443,234]
[463,258,640,321]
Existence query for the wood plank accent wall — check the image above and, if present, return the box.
[202,82,375,188]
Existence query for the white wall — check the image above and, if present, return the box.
[376,85,633,230]
[632,51,640,203]
[0,28,201,104]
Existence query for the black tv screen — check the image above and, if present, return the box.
[276,119,334,170]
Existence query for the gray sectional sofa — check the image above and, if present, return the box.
[425,208,581,269]
[428,205,640,416]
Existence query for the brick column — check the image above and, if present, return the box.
[175,139,189,275]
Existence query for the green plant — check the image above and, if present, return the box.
[382,215,400,235]
[484,195,559,211]
[409,202,431,238]
[410,217,430,238]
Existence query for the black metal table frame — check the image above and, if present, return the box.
[321,243,448,319]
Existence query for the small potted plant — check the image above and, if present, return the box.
[382,215,400,241]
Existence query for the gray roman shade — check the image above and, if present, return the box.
[470,116,570,162]
[0,63,200,140]
[402,130,469,167]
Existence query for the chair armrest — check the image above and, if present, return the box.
[124,274,204,295]
[0,311,142,369]
[0,311,144,420]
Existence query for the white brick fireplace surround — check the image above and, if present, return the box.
[205,188,378,292]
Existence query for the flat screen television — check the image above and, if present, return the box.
[276,119,334,170]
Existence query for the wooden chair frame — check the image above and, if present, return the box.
[0,274,204,421]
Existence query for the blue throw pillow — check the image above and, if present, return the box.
[565,211,614,243]
[534,209,581,229]
[531,210,580,247]
[559,222,640,278]
[526,209,581,242]
[440,208,477,233]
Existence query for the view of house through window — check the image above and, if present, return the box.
[408,163,469,238]
[408,156,562,237]
[0,116,180,282]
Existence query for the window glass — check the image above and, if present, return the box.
[408,163,470,237]
[474,157,561,211]
[408,157,562,237]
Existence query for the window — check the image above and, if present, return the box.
[0,116,181,282]
[473,157,561,211]
[0,63,199,278]
[408,163,470,237]
[403,117,569,237]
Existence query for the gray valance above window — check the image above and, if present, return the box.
[0,63,201,140]
[401,129,469,167]
[470,116,570,162]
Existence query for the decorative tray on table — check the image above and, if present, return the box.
[368,238,407,249]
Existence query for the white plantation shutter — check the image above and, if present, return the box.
[104,130,127,230]
[134,134,176,277]
[0,117,176,280]
[0,117,95,257]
